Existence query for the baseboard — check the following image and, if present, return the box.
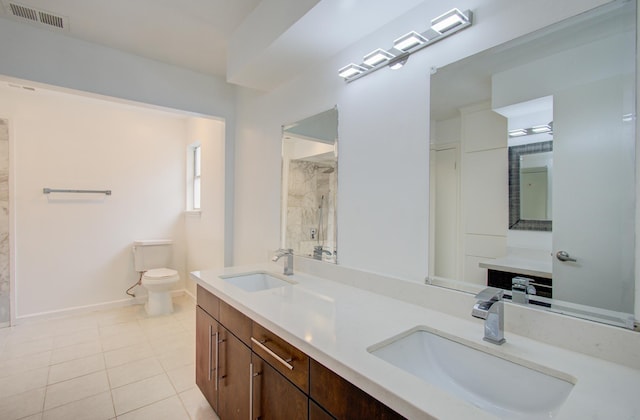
[11,289,189,326]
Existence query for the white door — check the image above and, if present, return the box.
[552,75,635,313]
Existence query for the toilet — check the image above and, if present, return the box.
[132,239,180,316]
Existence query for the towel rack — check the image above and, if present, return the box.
[43,188,112,196]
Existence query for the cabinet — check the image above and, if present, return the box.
[196,285,403,420]
[195,306,219,411]
[310,359,405,420]
[196,286,251,419]
[251,353,308,419]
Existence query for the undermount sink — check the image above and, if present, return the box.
[220,272,295,292]
[368,327,574,419]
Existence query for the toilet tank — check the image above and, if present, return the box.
[133,239,173,272]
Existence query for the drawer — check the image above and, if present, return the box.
[219,300,252,346]
[197,285,219,319]
[251,323,309,393]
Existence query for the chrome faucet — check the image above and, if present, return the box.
[313,245,332,260]
[272,249,294,275]
[472,287,506,345]
[511,277,536,304]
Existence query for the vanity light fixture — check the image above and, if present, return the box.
[531,124,552,134]
[508,129,528,137]
[338,8,473,82]
[338,63,367,79]
[509,122,554,137]
[431,8,469,34]
[363,48,395,66]
[393,31,428,52]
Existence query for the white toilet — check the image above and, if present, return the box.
[132,239,180,316]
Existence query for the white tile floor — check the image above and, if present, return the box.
[0,296,219,420]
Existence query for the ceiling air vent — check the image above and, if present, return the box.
[4,2,67,30]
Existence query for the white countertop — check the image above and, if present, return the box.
[479,255,552,279]
[192,264,640,419]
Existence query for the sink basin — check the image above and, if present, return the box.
[368,327,574,419]
[220,272,295,292]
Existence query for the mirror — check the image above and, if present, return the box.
[281,107,338,263]
[509,141,553,230]
[429,1,636,328]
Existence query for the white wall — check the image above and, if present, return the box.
[233,0,609,282]
[184,117,226,296]
[0,17,237,268]
[0,85,190,318]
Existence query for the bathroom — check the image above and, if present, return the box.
[0,0,639,418]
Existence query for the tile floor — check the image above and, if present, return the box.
[0,295,219,420]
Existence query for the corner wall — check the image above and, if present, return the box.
[0,85,189,319]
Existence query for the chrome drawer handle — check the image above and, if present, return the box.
[251,337,294,370]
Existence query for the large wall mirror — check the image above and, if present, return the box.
[281,107,338,263]
[429,1,636,328]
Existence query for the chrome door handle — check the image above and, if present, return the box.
[556,251,577,262]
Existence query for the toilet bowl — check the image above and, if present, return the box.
[141,268,179,316]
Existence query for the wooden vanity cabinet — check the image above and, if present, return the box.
[196,286,251,419]
[195,306,219,411]
[310,359,405,420]
[197,285,405,420]
[251,352,308,419]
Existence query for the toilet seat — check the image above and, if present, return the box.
[142,268,179,285]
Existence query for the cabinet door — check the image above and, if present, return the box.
[219,328,251,419]
[196,306,219,412]
[310,359,405,420]
[251,354,308,420]
[310,399,334,420]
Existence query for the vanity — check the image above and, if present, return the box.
[192,262,640,419]
[195,274,403,419]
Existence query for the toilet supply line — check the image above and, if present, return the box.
[126,271,144,297]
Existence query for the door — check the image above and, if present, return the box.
[219,328,251,419]
[196,306,219,411]
[553,75,635,313]
[251,354,308,420]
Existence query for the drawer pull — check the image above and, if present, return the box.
[249,363,262,420]
[251,337,294,370]
[208,326,213,381]
[214,331,219,390]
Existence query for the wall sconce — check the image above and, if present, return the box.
[338,8,473,83]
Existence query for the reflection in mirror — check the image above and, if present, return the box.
[429,1,636,328]
[509,141,553,231]
[281,108,338,263]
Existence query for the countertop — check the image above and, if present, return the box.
[479,255,552,279]
[192,264,640,419]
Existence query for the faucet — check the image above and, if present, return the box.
[272,249,294,275]
[511,277,536,304]
[472,287,506,345]
[313,245,332,260]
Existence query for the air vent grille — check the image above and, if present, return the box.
[5,2,67,30]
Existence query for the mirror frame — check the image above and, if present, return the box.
[508,141,553,231]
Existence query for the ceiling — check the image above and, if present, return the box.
[0,0,261,78]
[0,0,428,91]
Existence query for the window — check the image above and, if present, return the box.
[187,143,201,211]
[193,144,201,210]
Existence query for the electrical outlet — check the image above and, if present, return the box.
[310,228,317,240]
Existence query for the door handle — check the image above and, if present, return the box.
[556,251,577,262]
